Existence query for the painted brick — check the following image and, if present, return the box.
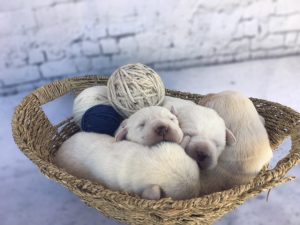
[6,51,28,68]
[91,56,110,70]
[250,50,267,58]
[73,57,92,72]
[275,0,300,15]
[0,9,36,36]
[68,43,82,58]
[234,52,250,61]
[234,20,259,38]
[218,54,234,63]
[0,1,28,12]
[40,59,77,77]
[234,23,244,39]
[269,15,300,33]
[1,0,300,95]
[0,0,59,12]
[243,0,275,19]
[45,47,65,61]
[15,82,38,93]
[1,66,40,85]
[285,33,298,46]
[199,57,218,65]
[59,0,97,18]
[154,58,202,71]
[29,49,45,64]
[111,54,140,67]
[34,6,60,27]
[229,39,250,52]
[108,22,143,36]
[118,36,138,54]
[251,34,285,49]
[34,23,83,45]
[84,23,107,40]
[7,58,27,68]
[35,1,93,27]
[243,20,258,36]
[100,39,119,54]
[282,47,299,55]
[267,48,288,57]
[81,41,101,56]
[0,86,17,96]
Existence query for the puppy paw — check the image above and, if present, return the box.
[142,185,162,200]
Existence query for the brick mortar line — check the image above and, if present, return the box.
[2,53,300,96]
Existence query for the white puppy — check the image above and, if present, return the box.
[198,91,273,195]
[163,96,236,170]
[115,106,184,146]
[54,132,200,200]
[73,86,110,127]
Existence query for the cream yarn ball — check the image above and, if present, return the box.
[107,63,165,117]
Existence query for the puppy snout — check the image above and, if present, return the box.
[155,125,168,136]
[187,142,216,170]
[196,151,212,170]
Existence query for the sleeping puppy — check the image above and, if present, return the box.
[163,96,236,170]
[115,106,184,146]
[74,87,183,146]
[54,132,200,200]
[198,91,273,195]
[73,86,110,127]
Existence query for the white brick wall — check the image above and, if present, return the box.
[81,41,101,57]
[0,0,300,95]
[0,9,36,36]
[100,39,119,55]
[40,59,77,78]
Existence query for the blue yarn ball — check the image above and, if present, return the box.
[81,105,124,136]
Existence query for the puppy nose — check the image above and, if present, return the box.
[155,125,168,136]
[196,152,212,170]
[186,142,215,170]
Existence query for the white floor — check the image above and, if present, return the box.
[1,56,300,225]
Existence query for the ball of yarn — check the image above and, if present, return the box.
[73,86,110,127]
[81,104,124,136]
[107,63,165,117]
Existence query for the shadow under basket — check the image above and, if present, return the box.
[12,76,300,225]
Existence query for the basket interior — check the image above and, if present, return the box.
[12,76,300,225]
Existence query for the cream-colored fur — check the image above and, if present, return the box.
[198,91,273,195]
[115,106,183,146]
[73,86,110,127]
[54,132,200,200]
[163,96,235,170]
[163,96,196,108]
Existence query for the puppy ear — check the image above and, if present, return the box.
[198,93,216,106]
[226,128,236,146]
[115,120,128,142]
[141,184,162,200]
[115,128,128,141]
[170,106,178,116]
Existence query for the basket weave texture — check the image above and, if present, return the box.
[12,76,300,225]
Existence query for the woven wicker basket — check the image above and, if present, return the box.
[12,76,300,225]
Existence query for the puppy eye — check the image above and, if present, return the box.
[214,141,220,148]
[139,122,145,128]
[170,117,176,121]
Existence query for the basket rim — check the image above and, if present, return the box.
[11,75,300,211]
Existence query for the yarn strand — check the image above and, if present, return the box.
[107,63,165,117]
